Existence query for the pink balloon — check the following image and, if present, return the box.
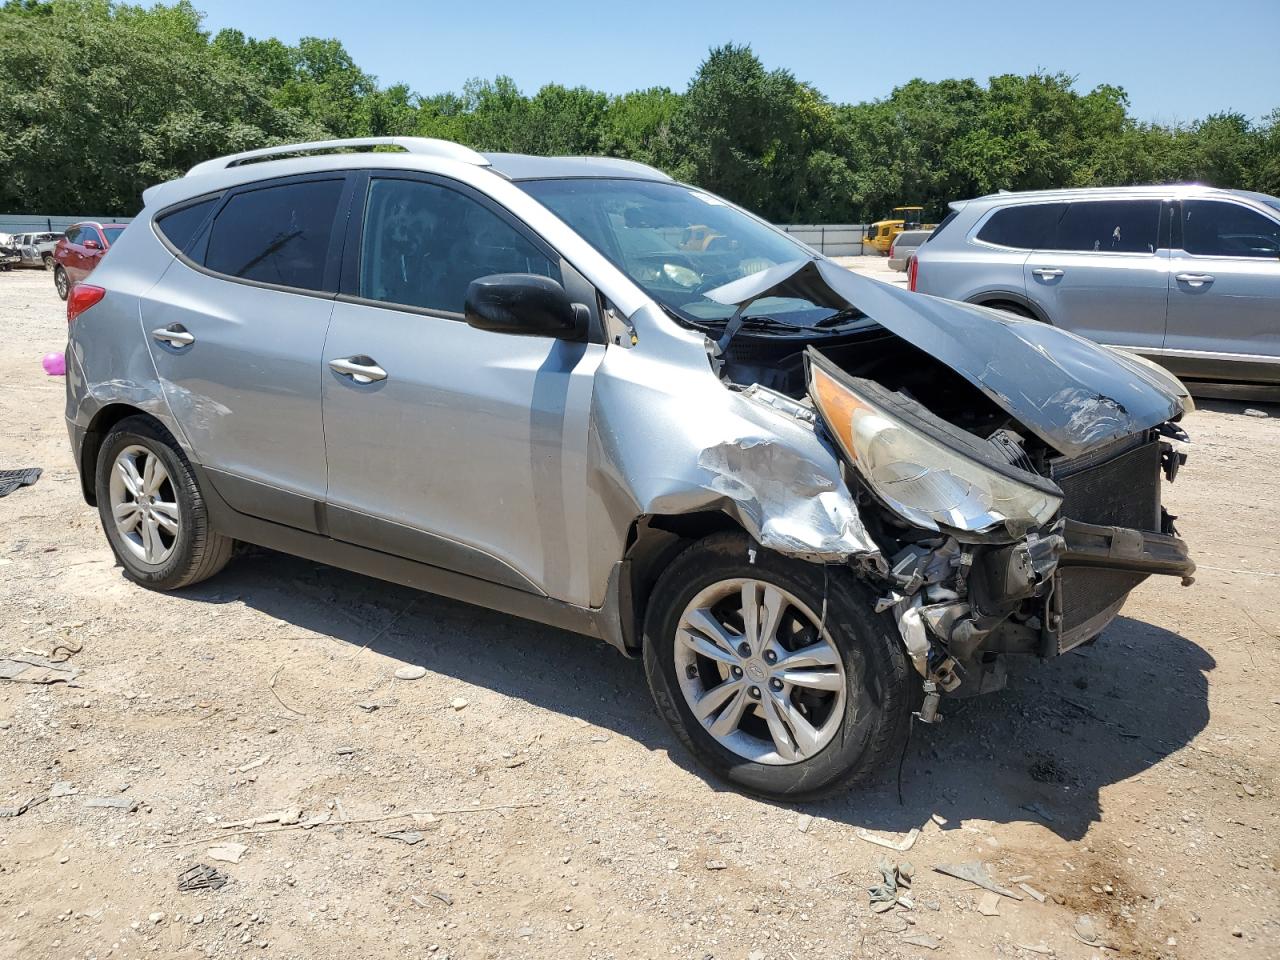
[42,352,66,376]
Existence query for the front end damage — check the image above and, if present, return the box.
[703,258,1195,716]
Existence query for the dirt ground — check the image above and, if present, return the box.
[0,263,1276,960]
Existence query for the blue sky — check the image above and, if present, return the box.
[192,0,1278,123]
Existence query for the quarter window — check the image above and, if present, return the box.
[156,198,219,253]
[1182,200,1280,258]
[358,177,559,314]
[1053,200,1161,254]
[205,179,345,291]
[976,203,1068,249]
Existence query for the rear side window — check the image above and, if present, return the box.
[1054,200,1161,254]
[1182,200,1280,258]
[205,179,344,291]
[358,177,559,315]
[976,203,1067,249]
[156,198,218,253]
[102,226,126,245]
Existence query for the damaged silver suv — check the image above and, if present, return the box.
[66,138,1195,798]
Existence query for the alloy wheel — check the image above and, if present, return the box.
[674,578,847,765]
[55,269,68,298]
[108,445,180,565]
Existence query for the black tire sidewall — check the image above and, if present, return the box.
[95,420,203,588]
[54,267,68,300]
[643,533,913,800]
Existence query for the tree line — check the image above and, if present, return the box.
[2,0,1277,221]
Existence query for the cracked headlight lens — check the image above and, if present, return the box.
[809,360,1062,535]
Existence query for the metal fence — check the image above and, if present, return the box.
[777,224,867,257]
[0,214,134,237]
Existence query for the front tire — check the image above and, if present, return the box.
[54,265,69,300]
[643,533,916,800]
[94,416,234,590]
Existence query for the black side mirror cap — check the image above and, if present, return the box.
[464,273,587,341]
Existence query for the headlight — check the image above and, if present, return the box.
[808,354,1062,536]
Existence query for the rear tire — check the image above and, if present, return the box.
[42,253,54,270]
[643,532,916,800]
[95,416,234,590]
[54,265,69,300]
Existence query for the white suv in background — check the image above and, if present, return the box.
[912,185,1280,400]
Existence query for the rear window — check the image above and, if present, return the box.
[976,203,1067,249]
[894,232,928,249]
[1054,200,1161,254]
[205,179,344,291]
[156,198,219,253]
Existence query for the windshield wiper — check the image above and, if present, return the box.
[715,310,863,354]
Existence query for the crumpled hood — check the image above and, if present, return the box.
[706,258,1187,458]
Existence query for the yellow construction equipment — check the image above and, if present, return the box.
[864,206,936,255]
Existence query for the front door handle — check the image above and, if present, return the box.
[329,356,387,384]
[1031,267,1065,279]
[1175,273,1215,286]
[151,324,195,348]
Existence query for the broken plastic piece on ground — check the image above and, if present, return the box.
[933,861,1023,899]
[382,830,425,845]
[177,864,228,891]
[206,841,247,863]
[84,796,139,811]
[0,653,78,684]
[0,467,41,498]
[0,794,48,818]
[902,933,940,950]
[856,826,920,852]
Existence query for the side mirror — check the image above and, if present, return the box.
[82,239,100,250]
[464,273,587,340]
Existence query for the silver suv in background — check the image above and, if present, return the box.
[912,185,1280,400]
[66,138,1195,799]
[887,229,931,272]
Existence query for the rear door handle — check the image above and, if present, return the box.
[329,356,387,384]
[1031,267,1064,279]
[151,324,195,348]
[1175,273,1215,286]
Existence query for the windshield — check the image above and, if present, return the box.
[519,178,838,325]
[103,226,126,245]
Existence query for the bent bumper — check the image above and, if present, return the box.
[1058,518,1195,582]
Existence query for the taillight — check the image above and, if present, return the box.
[67,284,105,325]
[908,257,919,292]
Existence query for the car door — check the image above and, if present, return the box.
[1023,198,1170,351]
[142,173,354,530]
[78,227,108,279]
[59,226,87,281]
[321,172,606,605]
[1163,198,1280,383]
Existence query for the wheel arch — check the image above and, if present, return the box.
[614,510,751,655]
[78,404,167,506]
[967,290,1050,323]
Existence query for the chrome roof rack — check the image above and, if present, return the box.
[186,137,490,178]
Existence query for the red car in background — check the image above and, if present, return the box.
[52,222,128,300]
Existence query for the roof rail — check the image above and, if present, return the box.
[185,137,490,178]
